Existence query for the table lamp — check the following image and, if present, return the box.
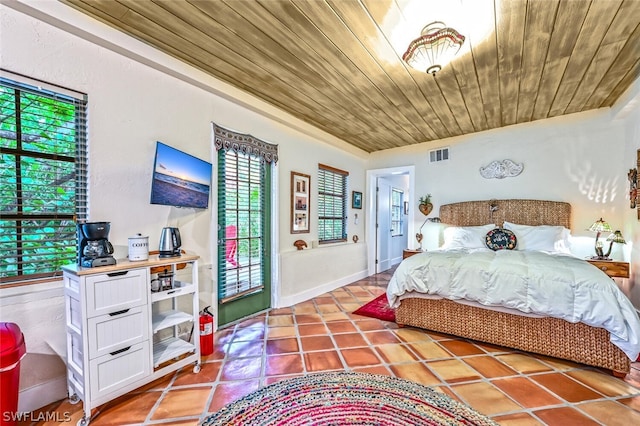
[604,230,626,260]
[588,218,612,260]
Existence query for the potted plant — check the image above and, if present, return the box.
[418,194,433,216]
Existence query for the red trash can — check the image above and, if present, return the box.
[0,323,26,426]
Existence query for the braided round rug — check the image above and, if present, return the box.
[201,372,497,425]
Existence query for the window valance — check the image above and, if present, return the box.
[212,123,278,164]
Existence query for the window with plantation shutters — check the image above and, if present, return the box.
[318,164,348,243]
[0,73,88,284]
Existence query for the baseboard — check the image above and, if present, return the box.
[18,376,68,413]
[277,269,369,308]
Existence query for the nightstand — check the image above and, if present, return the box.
[586,259,630,279]
[403,249,422,259]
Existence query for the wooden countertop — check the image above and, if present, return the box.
[62,253,199,276]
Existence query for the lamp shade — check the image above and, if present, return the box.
[588,218,612,233]
[606,230,626,244]
[402,22,465,74]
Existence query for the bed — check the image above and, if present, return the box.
[389,199,640,375]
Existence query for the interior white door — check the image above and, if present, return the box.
[376,178,392,272]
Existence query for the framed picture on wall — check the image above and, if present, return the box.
[291,171,310,233]
[352,191,362,209]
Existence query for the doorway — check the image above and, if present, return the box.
[366,166,415,276]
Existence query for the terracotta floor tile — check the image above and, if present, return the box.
[566,369,640,397]
[91,391,162,425]
[304,350,344,371]
[390,362,441,386]
[493,377,562,408]
[173,361,221,386]
[375,343,417,363]
[619,395,640,411]
[269,307,293,316]
[298,323,329,336]
[533,407,600,426]
[534,355,582,371]
[208,380,261,412]
[364,330,401,345]
[450,382,521,416]
[231,325,265,342]
[295,313,323,324]
[293,304,317,314]
[220,357,262,381]
[267,315,294,327]
[333,332,368,348]
[341,302,362,312]
[321,312,349,322]
[325,320,358,334]
[491,412,544,425]
[226,339,264,358]
[265,354,304,376]
[340,347,382,368]
[315,296,335,304]
[266,337,299,355]
[530,372,603,402]
[474,341,512,353]
[318,303,341,313]
[353,319,387,331]
[267,326,296,339]
[496,353,554,374]
[439,340,485,356]
[264,373,304,385]
[395,328,435,342]
[463,356,517,378]
[352,365,391,376]
[426,359,482,383]
[151,387,211,419]
[300,335,335,352]
[407,341,451,360]
[577,400,640,426]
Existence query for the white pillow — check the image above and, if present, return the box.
[442,224,496,249]
[502,221,571,253]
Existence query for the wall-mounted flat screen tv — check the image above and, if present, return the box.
[150,141,212,209]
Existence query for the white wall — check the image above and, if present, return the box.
[0,1,367,411]
[368,109,631,258]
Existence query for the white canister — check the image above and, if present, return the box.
[128,233,149,261]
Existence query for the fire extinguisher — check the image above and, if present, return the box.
[199,306,214,356]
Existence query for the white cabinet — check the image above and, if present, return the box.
[63,254,200,426]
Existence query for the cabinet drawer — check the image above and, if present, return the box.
[88,306,149,359]
[89,341,150,400]
[587,260,630,278]
[85,269,148,317]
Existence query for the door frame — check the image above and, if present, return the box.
[365,165,415,276]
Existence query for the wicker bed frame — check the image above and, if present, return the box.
[395,199,631,374]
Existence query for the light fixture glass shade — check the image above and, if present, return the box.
[402,21,465,74]
[606,230,626,244]
[588,218,612,233]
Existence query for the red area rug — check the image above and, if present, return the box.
[353,293,395,322]
[201,372,497,425]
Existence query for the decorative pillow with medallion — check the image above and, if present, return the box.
[485,228,517,251]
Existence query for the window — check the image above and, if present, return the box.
[391,188,403,236]
[318,164,348,243]
[0,74,88,284]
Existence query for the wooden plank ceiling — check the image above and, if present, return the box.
[61,0,640,153]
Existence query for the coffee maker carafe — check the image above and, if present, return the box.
[77,222,117,267]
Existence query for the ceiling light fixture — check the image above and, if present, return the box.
[402,21,465,75]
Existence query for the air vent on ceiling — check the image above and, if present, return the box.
[429,147,449,163]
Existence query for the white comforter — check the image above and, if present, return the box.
[387,248,640,360]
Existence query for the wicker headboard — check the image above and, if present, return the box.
[439,199,571,229]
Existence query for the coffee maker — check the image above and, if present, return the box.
[77,222,117,267]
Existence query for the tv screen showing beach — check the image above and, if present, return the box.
[150,141,212,209]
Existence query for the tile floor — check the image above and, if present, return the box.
[30,269,640,425]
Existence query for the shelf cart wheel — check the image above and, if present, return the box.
[68,393,80,405]
[77,416,89,426]
[193,362,201,373]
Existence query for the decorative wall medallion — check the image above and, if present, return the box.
[479,159,523,179]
